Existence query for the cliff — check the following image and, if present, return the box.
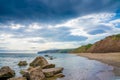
[72,34,120,53]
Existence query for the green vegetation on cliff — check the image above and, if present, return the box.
[71,44,93,53]
[112,34,120,40]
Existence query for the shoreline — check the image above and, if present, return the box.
[75,53,120,75]
[76,53,120,67]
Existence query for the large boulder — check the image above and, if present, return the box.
[18,61,28,66]
[30,56,49,67]
[8,77,27,80]
[42,64,55,69]
[42,68,63,77]
[23,66,45,80]
[0,66,15,80]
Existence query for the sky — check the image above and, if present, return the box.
[0,0,120,53]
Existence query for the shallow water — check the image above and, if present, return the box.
[0,53,120,80]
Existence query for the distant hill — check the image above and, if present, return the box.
[72,34,120,53]
[38,49,73,54]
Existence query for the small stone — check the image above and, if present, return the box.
[18,61,28,66]
[20,70,27,75]
[49,57,53,60]
[44,55,49,57]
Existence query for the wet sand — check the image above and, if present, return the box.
[76,53,120,75]
[76,53,120,67]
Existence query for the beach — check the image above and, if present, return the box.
[76,53,120,67]
[76,53,120,75]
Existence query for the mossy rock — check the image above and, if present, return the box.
[18,61,28,66]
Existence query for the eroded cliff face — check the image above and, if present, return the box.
[72,34,120,53]
[87,35,120,53]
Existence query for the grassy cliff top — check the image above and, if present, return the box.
[71,44,93,53]
[109,34,120,40]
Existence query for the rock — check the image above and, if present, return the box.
[27,67,34,71]
[22,71,30,80]
[44,55,49,57]
[49,57,53,60]
[30,56,49,67]
[23,66,45,80]
[8,77,27,80]
[44,55,56,60]
[0,66,15,80]
[54,73,65,78]
[42,70,54,78]
[47,56,54,60]
[46,77,57,80]
[20,70,27,75]
[42,64,55,69]
[42,68,63,77]
[18,61,28,66]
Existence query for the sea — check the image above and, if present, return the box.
[0,53,120,80]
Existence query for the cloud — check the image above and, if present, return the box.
[9,23,24,30]
[0,12,120,52]
[35,27,88,42]
[52,12,120,44]
[54,13,115,36]
[0,0,120,23]
[26,23,43,32]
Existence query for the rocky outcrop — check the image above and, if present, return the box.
[0,66,15,80]
[22,67,64,79]
[23,66,45,80]
[18,61,28,66]
[8,77,27,80]
[30,56,48,67]
[3,56,64,80]
[29,56,56,69]
[42,68,63,77]
[21,56,64,80]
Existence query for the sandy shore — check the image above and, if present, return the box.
[76,53,120,75]
[76,53,120,67]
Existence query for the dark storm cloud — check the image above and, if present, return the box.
[0,0,120,23]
